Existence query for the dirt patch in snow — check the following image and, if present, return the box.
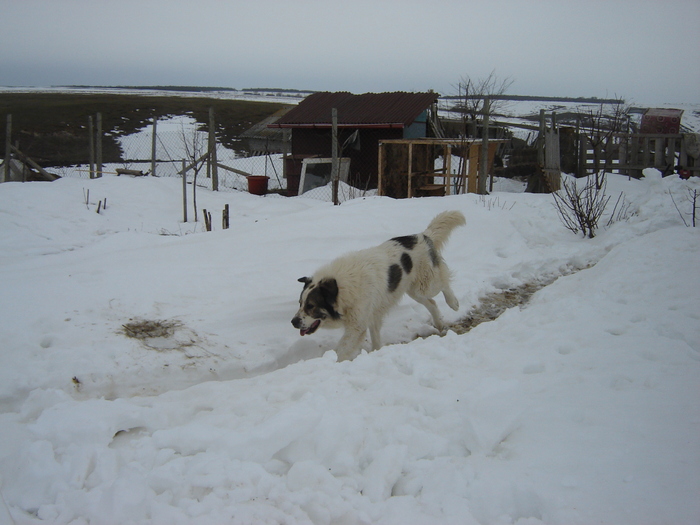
[450,264,593,334]
[120,318,200,352]
[451,279,557,334]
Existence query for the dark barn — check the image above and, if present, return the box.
[269,91,439,194]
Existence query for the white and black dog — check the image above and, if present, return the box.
[292,210,465,361]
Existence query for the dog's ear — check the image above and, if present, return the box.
[298,276,312,284]
[318,278,338,304]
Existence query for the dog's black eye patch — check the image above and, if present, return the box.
[400,252,413,273]
[305,279,341,320]
[387,264,402,292]
[391,235,418,250]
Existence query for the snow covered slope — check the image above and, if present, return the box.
[0,171,698,524]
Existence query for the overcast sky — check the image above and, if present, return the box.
[1,0,698,105]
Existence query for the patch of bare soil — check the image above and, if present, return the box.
[451,278,558,334]
[120,318,200,352]
[122,319,182,339]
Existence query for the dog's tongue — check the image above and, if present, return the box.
[300,320,320,336]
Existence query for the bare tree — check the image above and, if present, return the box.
[180,122,207,222]
[576,99,629,188]
[451,71,514,194]
[455,70,514,132]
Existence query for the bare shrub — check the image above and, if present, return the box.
[553,174,611,238]
[669,187,699,227]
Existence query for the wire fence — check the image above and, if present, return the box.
[49,116,287,194]
[46,114,375,202]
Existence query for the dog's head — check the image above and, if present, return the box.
[291,276,340,336]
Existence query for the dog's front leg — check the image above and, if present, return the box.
[369,320,383,351]
[334,327,366,361]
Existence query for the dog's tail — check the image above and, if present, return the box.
[424,210,466,251]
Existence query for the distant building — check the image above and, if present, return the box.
[268,91,440,193]
[640,108,683,134]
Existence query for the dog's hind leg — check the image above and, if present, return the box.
[409,292,444,331]
[442,285,459,311]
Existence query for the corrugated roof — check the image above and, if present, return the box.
[270,91,439,129]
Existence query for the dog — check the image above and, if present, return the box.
[292,210,465,361]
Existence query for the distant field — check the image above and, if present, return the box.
[0,92,290,166]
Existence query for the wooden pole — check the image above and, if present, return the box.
[88,115,95,179]
[538,109,546,169]
[479,97,490,194]
[407,142,413,198]
[467,143,478,193]
[445,144,452,195]
[377,142,384,196]
[209,107,218,191]
[95,113,103,178]
[331,108,339,205]
[222,204,230,229]
[151,117,157,177]
[4,114,10,182]
[182,159,188,222]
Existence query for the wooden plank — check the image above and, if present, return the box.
[654,137,664,168]
[215,162,252,178]
[666,137,676,168]
[209,107,218,191]
[445,144,452,196]
[467,143,479,193]
[10,145,58,180]
[88,115,95,179]
[479,98,490,194]
[96,113,102,179]
[377,142,384,196]
[177,152,210,175]
[4,114,10,183]
[151,117,157,178]
[642,136,650,168]
[407,142,413,198]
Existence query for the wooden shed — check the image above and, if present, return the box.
[268,91,439,193]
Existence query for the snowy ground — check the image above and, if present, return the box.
[0,170,698,524]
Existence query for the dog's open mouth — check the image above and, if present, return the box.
[300,320,321,336]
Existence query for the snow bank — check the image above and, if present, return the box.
[0,171,698,524]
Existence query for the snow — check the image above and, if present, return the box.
[0,169,699,524]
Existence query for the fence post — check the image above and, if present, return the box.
[96,113,103,178]
[182,160,188,222]
[331,108,339,205]
[151,117,157,177]
[4,114,10,182]
[88,115,95,179]
[208,107,218,191]
[478,97,490,194]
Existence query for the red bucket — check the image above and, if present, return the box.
[247,175,269,196]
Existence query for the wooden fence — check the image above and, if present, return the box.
[580,132,699,178]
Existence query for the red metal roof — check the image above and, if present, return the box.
[269,91,439,129]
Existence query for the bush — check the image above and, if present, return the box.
[552,174,611,238]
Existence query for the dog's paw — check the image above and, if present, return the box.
[335,348,361,362]
[446,297,459,311]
